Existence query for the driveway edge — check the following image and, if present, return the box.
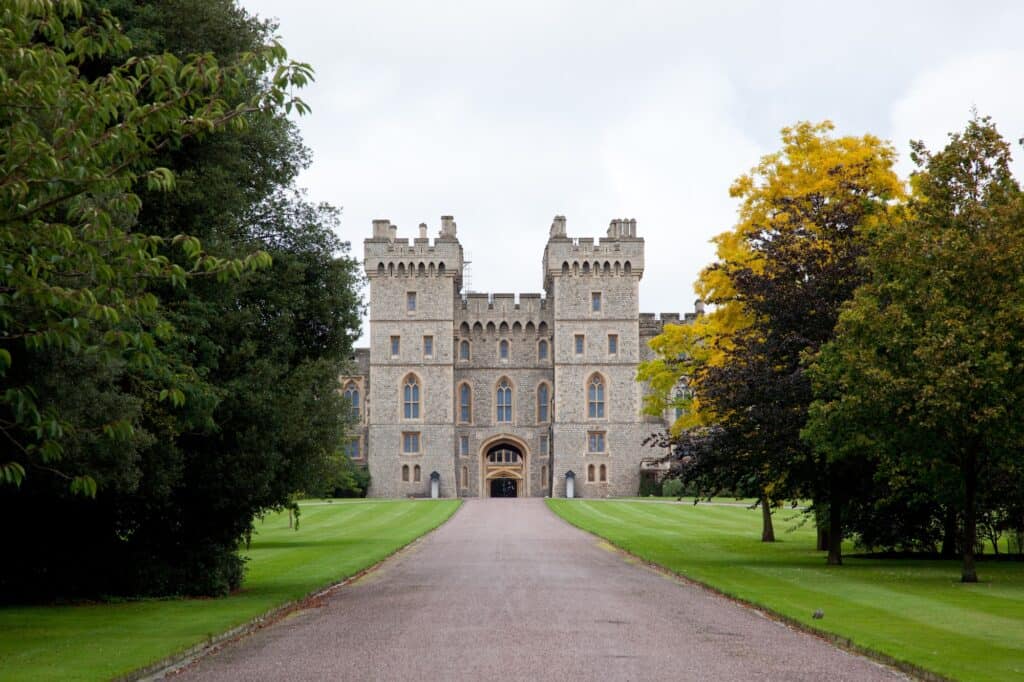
[121,500,464,682]
[545,500,950,682]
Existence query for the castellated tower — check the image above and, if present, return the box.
[352,213,690,498]
[543,217,648,497]
[363,217,463,497]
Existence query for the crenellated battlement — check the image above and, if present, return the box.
[639,304,704,336]
[365,216,464,282]
[543,215,644,281]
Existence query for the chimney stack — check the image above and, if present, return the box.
[418,223,428,239]
[440,215,457,238]
[372,218,392,239]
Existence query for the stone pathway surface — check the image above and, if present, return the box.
[177,499,902,681]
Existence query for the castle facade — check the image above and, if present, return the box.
[343,215,697,498]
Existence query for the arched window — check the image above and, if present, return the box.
[414,465,421,482]
[402,465,409,482]
[588,374,605,419]
[343,382,360,420]
[459,339,470,360]
[377,263,385,276]
[537,383,549,423]
[459,383,472,423]
[496,378,512,423]
[403,375,420,419]
[599,464,607,482]
[499,339,509,360]
[587,464,595,482]
[538,339,548,361]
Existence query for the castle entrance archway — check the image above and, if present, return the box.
[481,437,527,498]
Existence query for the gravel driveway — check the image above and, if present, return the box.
[176,499,902,681]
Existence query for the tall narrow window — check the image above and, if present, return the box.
[592,292,602,312]
[541,465,548,488]
[343,382,360,420]
[599,464,607,482]
[346,438,360,459]
[499,339,509,360]
[608,334,618,355]
[460,435,470,456]
[390,335,400,357]
[406,291,417,311]
[459,339,470,361]
[423,335,433,358]
[539,434,549,455]
[459,383,472,423]
[402,464,409,481]
[402,432,420,453]
[496,378,512,423]
[574,334,584,355]
[588,374,605,418]
[538,339,548,361]
[537,383,549,423]
[587,464,595,482]
[462,466,469,488]
[403,375,420,419]
[413,464,421,482]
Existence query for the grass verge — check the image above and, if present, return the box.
[0,499,460,681]
[547,499,1023,682]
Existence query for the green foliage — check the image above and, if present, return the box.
[0,0,309,495]
[661,478,685,498]
[804,116,1024,581]
[0,0,363,599]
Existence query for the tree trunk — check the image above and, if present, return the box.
[827,498,843,565]
[940,507,958,559]
[962,452,978,583]
[761,497,776,542]
[816,505,829,551]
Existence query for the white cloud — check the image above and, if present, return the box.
[890,50,1024,178]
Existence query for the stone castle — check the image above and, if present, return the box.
[342,215,699,498]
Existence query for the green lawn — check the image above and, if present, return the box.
[548,499,1024,682]
[0,499,460,681]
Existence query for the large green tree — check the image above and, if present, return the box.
[0,0,362,598]
[804,117,1024,582]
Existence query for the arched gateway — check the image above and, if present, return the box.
[481,436,528,498]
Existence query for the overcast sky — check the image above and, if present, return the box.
[241,0,1023,343]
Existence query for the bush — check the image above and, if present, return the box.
[662,478,685,498]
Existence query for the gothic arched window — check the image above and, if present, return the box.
[343,382,360,421]
[403,375,420,419]
[587,374,605,419]
[496,378,512,423]
[459,339,470,361]
[459,383,472,423]
[537,383,549,423]
[499,339,509,360]
[538,339,548,361]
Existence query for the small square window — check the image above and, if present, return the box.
[588,431,606,453]
[390,336,400,357]
[402,432,420,454]
[575,334,584,355]
[459,435,470,456]
[407,291,417,312]
[608,334,618,355]
[592,292,602,312]
[423,335,433,357]
[539,434,549,455]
